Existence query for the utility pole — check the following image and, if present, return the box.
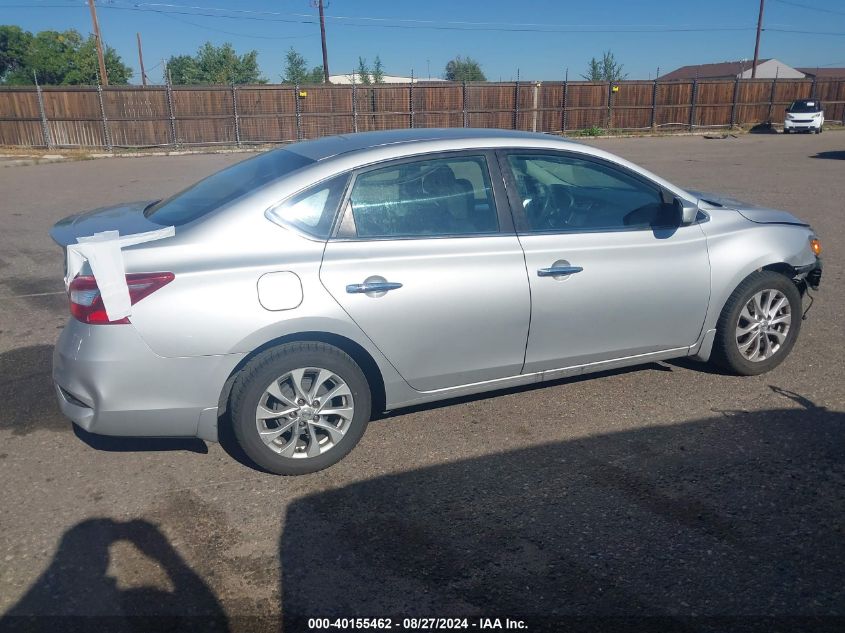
[87,0,109,86]
[751,0,765,79]
[311,0,330,83]
[136,32,147,86]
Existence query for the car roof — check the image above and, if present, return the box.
[285,128,577,161]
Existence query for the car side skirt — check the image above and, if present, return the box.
[386,345,693,411]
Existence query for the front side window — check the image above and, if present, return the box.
[146,149,314,226]
[266,173,349,238]
[347,155,499,238]
[506,153,674,232]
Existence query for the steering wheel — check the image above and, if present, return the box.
[534,183,575,230]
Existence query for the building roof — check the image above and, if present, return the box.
[796,67,845,78]
[659,59,771,80]
[328,73,446,84]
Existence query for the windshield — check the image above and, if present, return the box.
[787,101,821,113]
[145,150,314,226]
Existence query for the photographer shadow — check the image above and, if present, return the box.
[1,518,228,632]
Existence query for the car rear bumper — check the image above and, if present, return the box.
[53,319,244,438]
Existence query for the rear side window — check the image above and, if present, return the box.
[266,173,349,238]
[347,155,499,238]
[146,149,313,226]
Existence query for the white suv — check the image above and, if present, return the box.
[784,100,824,134]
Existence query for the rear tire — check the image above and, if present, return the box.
[230,342,371,475]
[710,271,802,376]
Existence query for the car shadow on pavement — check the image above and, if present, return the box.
[0,518,229,633]
[810,150,845,160]
[279,393,845,632]
[73,425,209,454]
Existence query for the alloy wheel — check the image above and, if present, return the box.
[735,289,792,362]
[255,367,354,458]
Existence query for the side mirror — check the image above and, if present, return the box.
[674,197,698,225]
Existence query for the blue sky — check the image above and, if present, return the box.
[2,0,845,82]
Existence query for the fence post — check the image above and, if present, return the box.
[606,82,613,130]
[513,70,520,130]
[232,81,241,147]
[561,74,568,134]
[462,80,468,127]
[531,82,540,132]
[33,72,52,149]
[351,81,358,133]
[689,79,698,131]
[767,76,777,123]
[650,79,658,131]
[165,76,178,148]
[409,71,415,128]
[294,82,303,140]
[96,80,112,151]
[730,77,740,128]
[811,76,817,99]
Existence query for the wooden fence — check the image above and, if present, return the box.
[1,78,843,149]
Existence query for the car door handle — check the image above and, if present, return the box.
[537,266,583,277]
[346,281,403,294]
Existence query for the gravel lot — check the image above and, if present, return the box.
[0,134,843,632]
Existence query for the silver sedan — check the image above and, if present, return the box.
[51,129,823,474]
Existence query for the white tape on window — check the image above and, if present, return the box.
[65,226,175,321]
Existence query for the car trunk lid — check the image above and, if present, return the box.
[50,200,162,247]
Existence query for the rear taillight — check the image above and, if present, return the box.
[68,272,174,325]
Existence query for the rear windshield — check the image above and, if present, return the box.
[787,101,821,113]
[145,150,314,226]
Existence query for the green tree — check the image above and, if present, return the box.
[1,28,131,85]
[282,48,326,83]
[371,55,385,84]
[306,65,325,83]
[67,37,132,84]
[281,47,308,84]
[444,56,486,82]
[356,57,371,84]
[166,54,199,84]
[0,25,33,81]
[581,50,627,82]
[167,41,265,85]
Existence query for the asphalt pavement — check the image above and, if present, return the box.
[0,133,843,632]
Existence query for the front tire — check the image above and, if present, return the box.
[230,342,371,475]
[710,271,802,376]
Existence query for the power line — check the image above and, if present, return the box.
[4,1,845,36]
[153,9,315,40]
[0,3,761,33]
[772,0,845,17]
[767,27,845,35]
